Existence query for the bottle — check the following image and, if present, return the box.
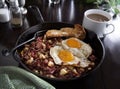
[9,0,23,28]
[0,0,10,23]
[0,0,5,8]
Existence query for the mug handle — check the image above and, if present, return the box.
[103,24,115,37]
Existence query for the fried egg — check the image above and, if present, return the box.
[49,37,93,67]
[50,46,90,67]
[61,37,92,58]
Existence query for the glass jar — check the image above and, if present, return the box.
[9,0,23,28]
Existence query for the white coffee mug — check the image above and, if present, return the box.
[82,9,114,38]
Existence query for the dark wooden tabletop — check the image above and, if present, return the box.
[0,0,120,89]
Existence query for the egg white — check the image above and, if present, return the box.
[61,38,92,58]
[50,45,91,68]
[50,46,63,65]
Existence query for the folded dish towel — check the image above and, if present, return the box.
[0,74,15,89]
[0,73,37,89]
[0,66,56,89]
[11,79,36,89]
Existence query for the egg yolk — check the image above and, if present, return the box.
[66,38,81,48]
[58,50,74,62]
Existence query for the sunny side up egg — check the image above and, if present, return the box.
[50,37,92,68]
[62,38,92,58]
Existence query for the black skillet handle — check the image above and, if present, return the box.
[27,5,44,25]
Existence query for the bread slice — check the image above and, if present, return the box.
[45,24,86,40]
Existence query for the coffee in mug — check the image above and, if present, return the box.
[82,9,114,38]
[87,14,109,22]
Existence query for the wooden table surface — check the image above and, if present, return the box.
[0,0,120,89]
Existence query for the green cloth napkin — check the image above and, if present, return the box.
[11,79,36,89]
[0,74,15,89]
[0,66,56,89]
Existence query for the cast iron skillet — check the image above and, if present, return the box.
[12,6,105,82]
